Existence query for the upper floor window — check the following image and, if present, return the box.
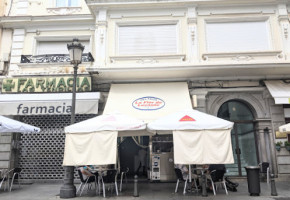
[37,40,89,55]
[205,21,271,53]
[117,24,178,55]
[56,0,80,7]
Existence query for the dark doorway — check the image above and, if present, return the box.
[218,100,258,176]
[119,136,149,178]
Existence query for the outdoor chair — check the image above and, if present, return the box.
[259,162,270,185]
[209,169,228,195]
[0,169,10,192]
[9,167,22,192]
[101,169,118,197]
[174,168,189,195]
[76,169,98,196]
[119,167,129,192]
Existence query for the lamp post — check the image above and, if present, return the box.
[60,38,84,198]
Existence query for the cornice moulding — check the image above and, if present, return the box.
[86,0,285,9]
[0,15,94,27]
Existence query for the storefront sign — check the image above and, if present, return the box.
[132,96,165,111]
[2,76,91,93]
[1,101,98,116]
[275,131,287,139]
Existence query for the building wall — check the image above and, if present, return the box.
[1,0,290,180]
[8,0,91,16]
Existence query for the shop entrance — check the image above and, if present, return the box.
[118,137,149,178]
[218,100,258,176]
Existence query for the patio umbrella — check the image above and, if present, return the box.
[147,109,234,165]
[0,115,40,133]
[63,112,148,166]
[279,123,290,133]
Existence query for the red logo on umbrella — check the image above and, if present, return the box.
[179,115,195,122]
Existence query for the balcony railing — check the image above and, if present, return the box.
[20,53,94,63]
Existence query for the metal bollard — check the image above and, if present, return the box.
[201,174,208,197]
[270,174,278,196]
[133,175,139,197]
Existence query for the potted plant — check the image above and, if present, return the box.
[284,141,290,151]
[276,141,283,151]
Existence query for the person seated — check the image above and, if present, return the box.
[78,165,95,180]
[175,164,199,189]
[205,164,226,191]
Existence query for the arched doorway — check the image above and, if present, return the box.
[218,100,258,176]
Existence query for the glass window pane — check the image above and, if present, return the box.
[218,101,254,121]
[56,0,66,7]
[69,0,79,6]
[236,123,258,176]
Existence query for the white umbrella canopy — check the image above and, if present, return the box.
[0,115,40,133]
[63,112,147,166]
[147,109,234,132]
[65,111,146,133]
[147,109,234,165]
[279,123,290,133]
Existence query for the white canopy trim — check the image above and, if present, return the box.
[265,80,290,104]
[279,123,290,133]
[147,109,233,132]
[65,112,146,133]
[63,131,118,166]
[0,115,40,133]
[103,82,193,123]
[173,130,234,164]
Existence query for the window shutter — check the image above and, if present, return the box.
[118,24,178,55]
[206,21,271,53]
[37,41,89,55]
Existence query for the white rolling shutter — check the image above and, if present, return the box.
[118,24,178,55]
[206,21,271,53]
[37,40,89,55]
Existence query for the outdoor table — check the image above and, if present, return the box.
[190,166,209,196]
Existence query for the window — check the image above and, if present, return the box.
[56,0,79,7]
[36,40,89,55]
[118,24,178,55]
[206,21,271,53]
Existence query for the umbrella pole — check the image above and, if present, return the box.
[189,165,191,182]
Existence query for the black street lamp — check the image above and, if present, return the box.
[60,38,84,198]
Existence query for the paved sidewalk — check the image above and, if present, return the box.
[0,180,289,200]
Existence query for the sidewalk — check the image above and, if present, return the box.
[0,180,289,200]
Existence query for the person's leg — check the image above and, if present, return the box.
[135,162,141,175]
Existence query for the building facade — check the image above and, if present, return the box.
[0,0,290,182]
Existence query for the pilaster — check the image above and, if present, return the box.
[9,29,25,74]
[94,9,107,67]
[187,7,198,63]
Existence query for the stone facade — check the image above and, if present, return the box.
[1,0,290,181]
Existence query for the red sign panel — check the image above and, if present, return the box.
[179,115,195,122]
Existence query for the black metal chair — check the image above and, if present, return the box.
[76,169,97,196]
[0,169,10,191]
[9,167,22,192]
[119,167,129,192]
[209,169,228,195]
[174,168,188,195]
[101,169,118,197]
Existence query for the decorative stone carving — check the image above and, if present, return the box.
[21,53,94,63]
[232,55,253,61]
[136,58,158,64]
[47,7,82,15]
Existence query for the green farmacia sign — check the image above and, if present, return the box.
[2,76,91,93]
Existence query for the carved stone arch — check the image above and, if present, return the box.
[209,93,267,119]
